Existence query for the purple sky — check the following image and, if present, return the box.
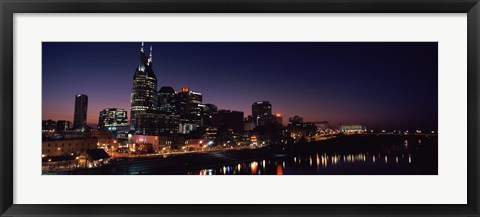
[42,42,438,130]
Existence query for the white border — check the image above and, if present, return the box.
[14,14,467,204]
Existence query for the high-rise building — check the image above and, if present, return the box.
[252,101,272,117]
[177,87,203,116]
[98,108,128,131]
[188,90,203,116]
[73,94,88,131]
[252,101,275,127]
[130,43,158,130]
[55,120,70,133]
[158,86,177,115]
[201,103,218,127]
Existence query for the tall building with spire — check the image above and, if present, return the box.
[130,42,158,131]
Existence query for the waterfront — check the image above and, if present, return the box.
[46,134,437,175]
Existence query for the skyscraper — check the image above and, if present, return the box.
[73,94,88,131]
[130,43,158,130]
[252,101,273,127]
[176,87,203,116]
[158,86,177,115]
[252,101,272,117]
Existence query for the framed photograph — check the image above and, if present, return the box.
[1,0,479,216]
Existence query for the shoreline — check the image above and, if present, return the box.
[44,134,438,175]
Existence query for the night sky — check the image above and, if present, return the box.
[42,42,438,130]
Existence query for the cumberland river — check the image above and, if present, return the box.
[52,134,437,175]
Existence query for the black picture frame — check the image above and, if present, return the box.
[1,0,479,216]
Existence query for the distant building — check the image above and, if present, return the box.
[252,101,272,116]
[55,120,70,133]
[130,43,158,131]
[288,116,303,124]
[42,119,56,133]
[98,108,128,131]
[213,110,244,132]
[73,94,88,131]
[287,116,318,142]
[177,87,203,116]
[158,86,177,115]
[201,103,218,127]
[339,124,366,133]
[251,101,276,127]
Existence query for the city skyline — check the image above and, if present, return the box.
[42,42,438,130]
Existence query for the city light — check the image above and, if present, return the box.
[41,42,438,175]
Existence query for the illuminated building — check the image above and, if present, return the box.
[339,124,366,133]
[177,87,203,116]
[73,94,88,131]
[287,116,318,142]
[42,119,56,133]
[212,110,244,132]
[77,149,111,169]
[55,120,70,133]
[98,108,128,131]
[130,43,158,130]
[178,118,199,134]
[98,108,129,140]
[131,134,160,153]
[158,86,177,115]
[42,137,98,157]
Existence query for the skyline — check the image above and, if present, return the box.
[42,42,438,130]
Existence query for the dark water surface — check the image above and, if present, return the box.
[51,134,437,175]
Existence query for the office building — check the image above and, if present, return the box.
[130,43,158,130]
[73,94,88,131]
[158,86,177,115]
[98,108,128,131]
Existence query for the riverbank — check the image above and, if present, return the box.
[44,134,437,175]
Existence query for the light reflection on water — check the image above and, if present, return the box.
[191,152,414,175]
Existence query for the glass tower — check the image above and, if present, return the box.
[130,43,158,130]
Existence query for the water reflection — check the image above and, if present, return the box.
[192,152,415,175]
[187,135,436,175]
